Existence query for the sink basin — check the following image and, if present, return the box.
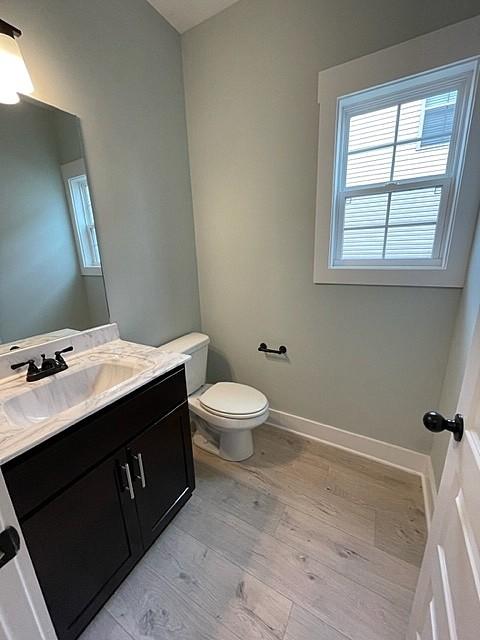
[4,361,146,427]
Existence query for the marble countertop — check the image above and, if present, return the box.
[0,338,189,465]
[0,328,81,356]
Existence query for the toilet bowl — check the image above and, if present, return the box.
[189,382,269,461]
[160,333,269,461]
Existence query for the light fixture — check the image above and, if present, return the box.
[0,19,33,104]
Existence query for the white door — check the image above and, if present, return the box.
[407,314,480,640]
[0,471,57,640]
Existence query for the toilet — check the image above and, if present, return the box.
[161,333,269,461]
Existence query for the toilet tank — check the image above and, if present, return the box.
[160,333,210,395]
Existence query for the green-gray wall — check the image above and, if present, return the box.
[3,0,201,346]
[183,0,480,452]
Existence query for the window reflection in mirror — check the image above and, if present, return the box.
[61,159,102,275]
[0,97,109,353]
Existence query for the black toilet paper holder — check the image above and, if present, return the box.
[258,342,287,355]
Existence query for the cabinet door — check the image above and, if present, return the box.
[128,403,195,548]
[20,450,142,640]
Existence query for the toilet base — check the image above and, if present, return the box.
[191,418,254,461]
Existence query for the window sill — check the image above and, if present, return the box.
[313,262,463,287]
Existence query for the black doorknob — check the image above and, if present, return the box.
[423,411,464,442]
[0,526,20,569]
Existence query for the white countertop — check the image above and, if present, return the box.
[0,328,81,356]
[0,337,188,465]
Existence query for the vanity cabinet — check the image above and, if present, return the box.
[128,408,192,548]
[2,365,194,640]
[19,448,143,639]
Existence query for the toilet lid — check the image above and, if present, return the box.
[199,382,268,417]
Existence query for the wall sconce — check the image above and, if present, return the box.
[0,18,33,104]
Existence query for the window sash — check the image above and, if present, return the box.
[333,179,452,267]
[339,72,471,120]
[346,130,453,158]
[330,69,474,269]
[341,82,465,189]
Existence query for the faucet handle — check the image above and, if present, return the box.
[54,346,73,356]
[11,359,39,374]
[54,345,73,365]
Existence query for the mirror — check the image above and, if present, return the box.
[0,97,109,354]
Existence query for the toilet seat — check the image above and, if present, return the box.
[200,405,267,419]
[199,382,268,419]
[188,384,269,432]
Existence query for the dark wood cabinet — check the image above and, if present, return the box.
[2,365,194,640]
[20,449,143,640]
[128,406,194,549]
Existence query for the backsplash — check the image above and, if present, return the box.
[0,324,120,381]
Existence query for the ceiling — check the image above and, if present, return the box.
[147,0,240,33]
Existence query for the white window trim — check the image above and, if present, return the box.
[61,159,102,277]
[313,17,480,287]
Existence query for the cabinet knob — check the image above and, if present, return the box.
[423,411,464,442]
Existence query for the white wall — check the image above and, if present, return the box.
[183,0,480,453]
[3,0,201,346]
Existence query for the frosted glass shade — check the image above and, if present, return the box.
[0,32,33,104]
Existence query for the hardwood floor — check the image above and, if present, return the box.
[80,425,426,640]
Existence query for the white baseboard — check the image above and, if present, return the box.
[266,408,437,529]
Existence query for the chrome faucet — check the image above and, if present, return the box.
[11,346,74,382]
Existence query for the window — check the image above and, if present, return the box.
[330,61,477,271]
[61,159,102,276]
[420,91,456,147]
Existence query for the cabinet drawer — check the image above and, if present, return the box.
[3,366,187,520]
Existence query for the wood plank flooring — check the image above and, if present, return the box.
[80,425,426,640]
